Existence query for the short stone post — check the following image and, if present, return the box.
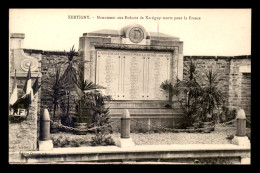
[38,109,53,151]
[115,109,135,148]
[231,109,250,164]
[121,109,131,138]
[232,109,250,146]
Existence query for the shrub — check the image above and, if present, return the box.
[51,135,89,148]
[90,133,115,146]
[51,135,68,148]
[153,126,166,133]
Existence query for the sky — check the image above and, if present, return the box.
[9,9,251,56]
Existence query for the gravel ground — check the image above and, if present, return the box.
[131,127,238,145]
[50,126,250,147]
[121,126,250,145]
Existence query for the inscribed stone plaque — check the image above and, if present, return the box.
[96,51,120,99]
[148,53,171,100]
[96,50,172,100]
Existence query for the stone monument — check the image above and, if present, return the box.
[79,24,184,130]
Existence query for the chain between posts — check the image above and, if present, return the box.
[130,118,238,133]
[50,116,249,133]
[50,119,120,132]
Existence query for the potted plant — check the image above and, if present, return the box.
[73,94,89,135]
[198,69,225,133]
[72,64,105,135]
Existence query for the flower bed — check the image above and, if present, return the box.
[50,126,250,148]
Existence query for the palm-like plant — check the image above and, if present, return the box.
[59,45,90,86]
[177,61,201,104]
[73,65,101,123]
[175,61,202,127]
[161,60,201,127]
[88,90,112,134]
[50,67,72,120]
[199,69,226,122]
[58,45,92,124]
[73,63,111,123]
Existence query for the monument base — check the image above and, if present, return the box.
[115,138,135,148]
[232,136,250,146]
[38,140,53,151]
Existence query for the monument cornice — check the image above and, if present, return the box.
[92,43,177,52]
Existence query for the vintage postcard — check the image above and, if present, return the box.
[9,8,251,165]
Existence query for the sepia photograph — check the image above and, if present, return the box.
[9,8,251,165]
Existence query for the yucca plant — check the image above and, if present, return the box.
[60,45,90,86]
[160,60,201,128]
[58,45,93,126]
[199,69,226,122]
[176,61,201,127]
[49,67,71,121]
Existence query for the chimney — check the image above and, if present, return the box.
[10,33,25,49]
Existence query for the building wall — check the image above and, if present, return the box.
[23,50,79,117]
[9,94,38,162]
[228,57,251,112]
[184,56,251,114]
[183,56,230,97]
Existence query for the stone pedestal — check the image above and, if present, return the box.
[231,136,250,146]
[115,138,135,148]
[38,140,53,151]
[116,109,135,148]
[232,109,250,147]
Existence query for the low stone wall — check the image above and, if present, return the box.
[19,144,250,164]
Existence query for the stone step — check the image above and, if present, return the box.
[108,113,183,119]
[108,108,184,119]
[109,108,183,114]
[103,101,181,109]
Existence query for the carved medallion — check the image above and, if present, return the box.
[129,27,144,43]
[20,58,38,72]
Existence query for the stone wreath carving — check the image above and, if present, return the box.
[20,57,38,72]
